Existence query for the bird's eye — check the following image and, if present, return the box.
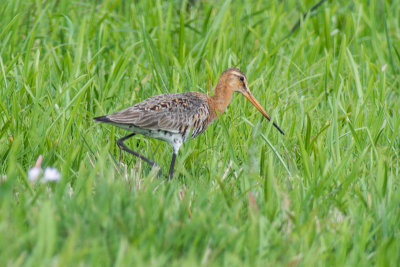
[239,76,244,82]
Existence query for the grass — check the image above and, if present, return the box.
[1,0,399,266]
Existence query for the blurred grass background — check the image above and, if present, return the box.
[0,0,399,265]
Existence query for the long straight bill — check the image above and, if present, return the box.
[242,91,285,135]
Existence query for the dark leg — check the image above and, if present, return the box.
[117,133,159,169]
[168,153,177,180]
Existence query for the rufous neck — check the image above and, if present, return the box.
[211,82,234,115]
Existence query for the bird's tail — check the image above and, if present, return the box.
[93,116,112,123]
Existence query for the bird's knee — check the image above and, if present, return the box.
[117,140,123,147]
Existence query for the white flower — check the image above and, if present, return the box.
[27,155,61,184]
[43,167,61,182]
[330,29,339,36]
[28,167,42,182]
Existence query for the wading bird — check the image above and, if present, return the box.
[94,68,284,179]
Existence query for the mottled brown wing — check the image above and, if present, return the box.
[104,92,211,137]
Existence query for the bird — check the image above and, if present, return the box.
[94,68,284,179]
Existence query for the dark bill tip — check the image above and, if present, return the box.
[272,121,285,135]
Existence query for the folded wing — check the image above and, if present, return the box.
[102,92,212,138]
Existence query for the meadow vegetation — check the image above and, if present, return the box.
[0,0,399,265]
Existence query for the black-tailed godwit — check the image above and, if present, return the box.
[94,68,284,179]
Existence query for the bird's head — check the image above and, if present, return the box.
[216,68,284,135]
[221,68,249,93]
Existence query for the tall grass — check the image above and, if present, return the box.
[1,0,399,265]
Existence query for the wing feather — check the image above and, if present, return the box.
[104,92,212,135]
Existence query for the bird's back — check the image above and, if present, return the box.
[95,92,214,140]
